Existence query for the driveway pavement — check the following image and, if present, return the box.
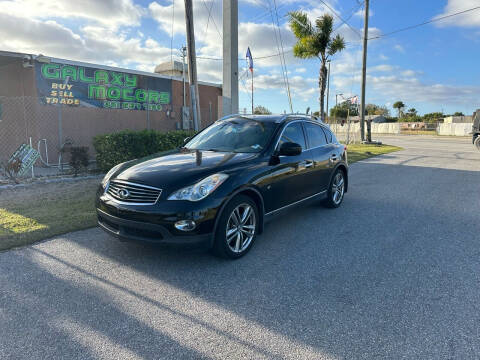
[1,135,479,359]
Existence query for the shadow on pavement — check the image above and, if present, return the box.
[1,163,480,359]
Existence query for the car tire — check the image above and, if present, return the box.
[212,195,259,259]
[323,168,346,208]
[475,136,480,151]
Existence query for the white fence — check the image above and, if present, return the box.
[437,123,473,136]
[331,122,400,135]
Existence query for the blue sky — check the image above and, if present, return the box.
[0,0,478,116]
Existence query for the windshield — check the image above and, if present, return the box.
[185,118,277,153]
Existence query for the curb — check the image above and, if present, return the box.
[0,174,104,191]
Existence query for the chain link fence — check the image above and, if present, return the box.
[0,96,217,179]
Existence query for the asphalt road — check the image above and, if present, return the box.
[1,135,479,359]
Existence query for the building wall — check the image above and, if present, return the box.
[0,53,222,162]
[443,116,473,124]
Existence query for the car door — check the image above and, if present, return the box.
[263,121,312,212]
[303,122,335,192]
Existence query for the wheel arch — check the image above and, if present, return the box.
[212,186,265,245]
[332,163,348,192]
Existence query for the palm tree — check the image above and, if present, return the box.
[393,101,405,118]
[288,12,345,121]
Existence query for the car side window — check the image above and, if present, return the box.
[304,122,328,148]
[278,122,306,150]
[322,126,338,144]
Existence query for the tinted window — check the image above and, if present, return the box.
[278,122,306,150]
[304,122,327,148]
[186,118,277,153]
[322,126,338,143]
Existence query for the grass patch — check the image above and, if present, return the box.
[0,179,99,251]
[347,143,402,164]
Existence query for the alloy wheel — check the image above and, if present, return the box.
[226,203,256,253]
[331,172,345,205]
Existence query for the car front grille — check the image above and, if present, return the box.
[106,180,162,205]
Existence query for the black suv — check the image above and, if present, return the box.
[96,114,348,258]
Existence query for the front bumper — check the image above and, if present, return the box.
[96,190,223,246]
[97,209,212,246]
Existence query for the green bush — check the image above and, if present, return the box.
[69,146,89,177]
[93,129,196,172]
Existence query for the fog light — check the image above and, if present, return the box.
[174,220,196,231]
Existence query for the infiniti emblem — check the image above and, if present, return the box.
[118,189,130,200]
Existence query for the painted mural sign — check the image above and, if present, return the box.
[35,62,172,111]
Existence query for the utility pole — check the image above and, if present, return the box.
[222,0,239,116]
[326,60,331,123]
[360,0,369,142]
[180,46,187,108]
[180,45,189,129]
[184,0,201,130]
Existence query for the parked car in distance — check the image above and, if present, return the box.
[96,114,348,258]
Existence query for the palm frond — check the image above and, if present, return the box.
[327,34,345,56]
[292,38,318,59]
[315,14,334,38]
[288,11,314,39]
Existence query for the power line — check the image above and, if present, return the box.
[333,1,364,32]
[369,5,480,40]
[267,0,291,111]
[271,0,293,112]
[201,0,223,40]
[249,2,288,23]
[318,0,363,38]
[203,0,215,38]
[196,41,361,62]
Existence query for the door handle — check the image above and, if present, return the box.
[304,160,314,168]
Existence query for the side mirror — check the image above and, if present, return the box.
[279,142,302,156]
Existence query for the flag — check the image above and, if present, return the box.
[246,47,253,72]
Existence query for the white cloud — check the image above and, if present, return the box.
[295,67,307,73]
[0,13,172,71]
[353,8,374,18]
[0,0,143,29]
[401,70,416,77]
[370,64,395,72]
[394,44,405,53]
[333,71,480,108]
[379,54,389,61]
[246,72,316,101]
[434,0,480,28]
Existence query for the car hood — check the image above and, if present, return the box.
[113,148,257,191]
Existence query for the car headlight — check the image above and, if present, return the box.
[101,163,123,188]
[167,173,229,201]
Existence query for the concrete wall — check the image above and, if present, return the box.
[437,123,473,136]
[331,122,400,135]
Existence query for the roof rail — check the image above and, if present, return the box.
[216,114,243,121]
[280,113,318,120]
